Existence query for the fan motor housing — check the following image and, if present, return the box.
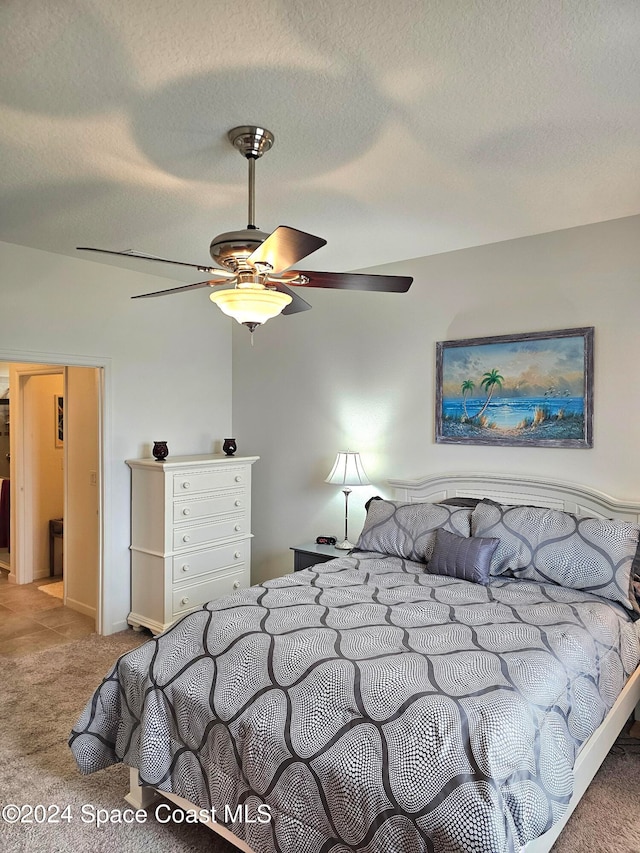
[209,228,270,271]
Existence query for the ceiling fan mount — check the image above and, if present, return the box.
[77,123,413,335]
[227,125,274,160]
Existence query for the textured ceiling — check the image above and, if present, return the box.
[1,0,638,281]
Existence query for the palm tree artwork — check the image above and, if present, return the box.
[437,328,592,447]
[459,370,503,421]
[460,379,475,420]
[475,369,504,420]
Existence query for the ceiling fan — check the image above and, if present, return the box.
[77,125,413,335]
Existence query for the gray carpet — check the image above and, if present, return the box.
[0,632,231,852]
[0,630,639,852]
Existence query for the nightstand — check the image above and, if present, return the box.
[290,542,345,572]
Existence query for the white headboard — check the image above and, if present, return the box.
[388,472,640,523]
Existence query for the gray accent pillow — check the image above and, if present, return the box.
[355,500,472,563]
[428,528,498,585]
[472,499,639,609]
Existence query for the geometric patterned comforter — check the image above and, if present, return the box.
[70,553,640,853]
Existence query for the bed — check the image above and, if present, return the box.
[70,473,640,853]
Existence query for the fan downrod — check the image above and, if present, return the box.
[223,125,275,235]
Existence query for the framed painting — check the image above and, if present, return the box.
[55,394,64,448]
[435,327,594,448]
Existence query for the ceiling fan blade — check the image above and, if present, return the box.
[77,246,233,276]
[273,283,313,315]
[131,279,230,299]
[291,270,413,292]
[247,226,326,276]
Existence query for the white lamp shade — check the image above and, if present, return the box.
[210,287,292,326]
[325,451,370,487]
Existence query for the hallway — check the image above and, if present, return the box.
[0,572,94,657]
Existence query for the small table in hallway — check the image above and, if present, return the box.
[49,518,64,576]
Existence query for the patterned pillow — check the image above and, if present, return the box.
[355,500,472,563]
[428,529,498,585]
[471,500,639,609]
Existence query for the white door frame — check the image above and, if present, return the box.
[2,348,111,635]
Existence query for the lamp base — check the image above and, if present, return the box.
[335,538,354,551]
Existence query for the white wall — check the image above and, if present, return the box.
[232,214,640,583]
[0,241,233,632]
[4,215,638,618]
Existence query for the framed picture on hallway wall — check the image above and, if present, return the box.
[55,395,64,448]
[435,327,594,448]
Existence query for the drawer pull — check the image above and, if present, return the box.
[233,580,241,590]
[182,508,191,516]
[234,524,242,532]
[235,475,243,483]
[181,564,190,573]
[182,534,191,543]
[180,596,190,606]
[234,551,241,559]
[182,481,191,490]
[234,499,243,507]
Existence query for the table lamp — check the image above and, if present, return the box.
[325,451,370,550]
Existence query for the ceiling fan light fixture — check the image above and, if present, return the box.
[209,287,292,330]
[79,123,413,321]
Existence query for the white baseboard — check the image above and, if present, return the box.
[64,596,96,619]
[106,618,130,635]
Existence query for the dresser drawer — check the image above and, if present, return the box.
[172,566,249,617]
[173,493,247,524]
[173,517,249,550]
[173,540,248,582]
[173,467,250,496]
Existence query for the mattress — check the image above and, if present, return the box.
[70,552,640,853]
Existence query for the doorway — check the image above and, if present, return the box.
[17,368,65,588]
[4,361,103,631]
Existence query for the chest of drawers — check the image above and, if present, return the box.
[126,454,259,635]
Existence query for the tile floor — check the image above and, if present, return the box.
[0,570,95,657]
